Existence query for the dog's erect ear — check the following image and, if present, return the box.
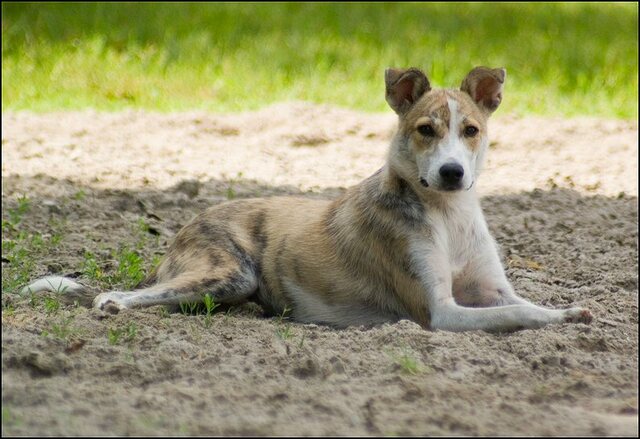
[385,67,431,115]
[460,67,506,114]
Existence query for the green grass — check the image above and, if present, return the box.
[41,314,83,342]
[81,246,146,289]
[43,295,61,314]
[2,3,637,118]
[274,306,295,340]
[2,407,21,429]
[179,293,221,328]
[79,217,160,291]
[386,346,427,375]
[107,322,138,345]
[1,195,63,295]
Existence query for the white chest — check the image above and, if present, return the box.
[425,203,486,277]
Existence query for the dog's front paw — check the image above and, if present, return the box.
[93,292,128,314]
[563,307,593,324]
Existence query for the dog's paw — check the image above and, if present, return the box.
[93,292,128,314]
[563,307,593,324]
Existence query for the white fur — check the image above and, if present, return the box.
[21,276,84,295]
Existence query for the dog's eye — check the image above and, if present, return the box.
[417,125,435,137]
[464,126,479,137]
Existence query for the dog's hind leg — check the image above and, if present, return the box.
[93,265,258,312]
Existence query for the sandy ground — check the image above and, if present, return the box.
[1,103,638,436]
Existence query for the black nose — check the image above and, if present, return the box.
[439,163,464,185]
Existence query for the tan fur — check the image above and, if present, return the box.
[25,66,592,332]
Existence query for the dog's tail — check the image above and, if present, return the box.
[20,276,98,307]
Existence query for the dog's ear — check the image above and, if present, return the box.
[385,67,431,115]
[460,67,506,114]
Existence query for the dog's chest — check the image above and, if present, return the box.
[448,229,476,277]
[428,207,481,276]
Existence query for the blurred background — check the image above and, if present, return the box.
[2,2,637,118]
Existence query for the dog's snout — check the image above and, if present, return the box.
[439,163,464,186]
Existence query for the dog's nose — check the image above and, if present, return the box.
[439,163,464,186]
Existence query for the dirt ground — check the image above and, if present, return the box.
[1,103,638,436]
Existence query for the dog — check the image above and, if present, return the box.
[22,66,593,332]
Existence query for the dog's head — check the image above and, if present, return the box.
[385,66,505,193]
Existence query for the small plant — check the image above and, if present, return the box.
[387,346,426,375]
[82,251,104,283]
[50,233,63,246]
[276,324,293,340]
[43,296,61,314]
[113,247,146,289]
[83,245,148,290]
[156,306,170,318]
[203,293,219,314]
[27,290,41,308]
[3,195,30,231]
[226,185,236,200]
[50,320,73,340]
[178,294,220,327]
[150,254,162,270]
[2,406,20,428]
[179,300,200,315]
[108,322,137,345]
[396,353,422,375]
[202,293,220,327]
[276,305,291,324]
[137,217,152,235]
[107,328,121,345]
[29,233,45,250]
[125,322,138,341]
[42,316,80,341]
[275,306,294,340]
[124,322,138,342]
[2,301,15,316]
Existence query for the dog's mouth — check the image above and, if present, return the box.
[418,178,474,192]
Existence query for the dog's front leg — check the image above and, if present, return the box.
[454,242,551,307]
[415,247,591,333]
[429,285,591,333]
[463,239,593,315]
